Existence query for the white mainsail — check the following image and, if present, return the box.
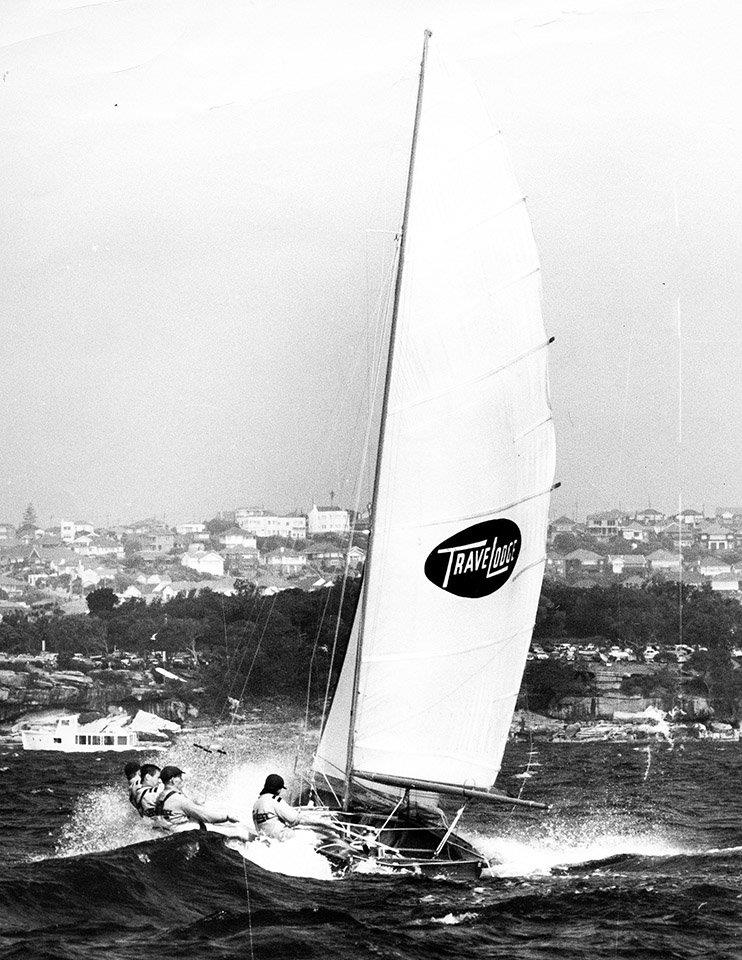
[315,48,555,793]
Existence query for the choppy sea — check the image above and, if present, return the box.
[1,724,740,959]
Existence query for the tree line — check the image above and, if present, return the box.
[0,578,740,719]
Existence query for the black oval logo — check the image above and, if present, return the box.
[424,518,521,598]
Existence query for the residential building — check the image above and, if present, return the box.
[696,522,734,552]
[307,504,350,537]
[673,508,704,527]
[142,531,175,554]
[235,507,268,525]
[716,507,742,524]
[60,520,95,542]
[562,548,604,571]
[647,549,682,572]
[710,573,740,594]
[346,544,367,569]
[548,516,577,542]
[698,559,732,580]
[586,510,626,539]
[608,554,647,575]
[175,522,206,536]
[620,521,650,543]
[181,550,225,577]
[223,546,260,567]
[265,548,307,576]
[219,528,258,549]
[633,508,665,526]
[305,542,348,569]
[659,523,694,549]
[237,512,307,540]
[126,518,166,538]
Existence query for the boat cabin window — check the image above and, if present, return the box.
[104,736,114,745]
[91,736,101,745]
[75,735,87,745]
[117,736,127,745]
[53,737,62,743]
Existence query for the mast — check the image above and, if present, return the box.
[342,29,432,809]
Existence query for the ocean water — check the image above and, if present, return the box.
[1,725,740,959]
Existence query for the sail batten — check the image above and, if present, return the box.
[315,46,555,795]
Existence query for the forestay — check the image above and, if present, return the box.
[314,49,555,793]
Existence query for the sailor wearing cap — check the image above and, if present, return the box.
[131,763,162,818]
[153,765,249,838]
[124,761,141,812]
[252,774,304,840]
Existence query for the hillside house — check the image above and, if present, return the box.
[549,516,577,541]
[673,508,704,527]
[647,549,682,572]
[60,520,94,542]
[710,573,740,594]
[658,523,694,549]
[608,554,647,575]
[307,504,350,537]
[346,544,367,569]
[305,542,347,569]
[219,528,258,549]
[181,550,225,577]
[698,558,732,579]
[697,522,735,552]
[142,531,175,554]
[633,508,666,526]
[620,521,650,543]
[563,548,604,572]
[175,522,206,536]
[586,510,626,539]
[265,548,306,576]
[236,512,307,540]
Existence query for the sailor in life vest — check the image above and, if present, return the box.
[131,763,162,818]
[252,774,303,840]
[153,765,252,840]
[125,761,141,812]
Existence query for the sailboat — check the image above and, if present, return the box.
[298,31,557,877]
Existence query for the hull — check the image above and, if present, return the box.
[301,778,487,878]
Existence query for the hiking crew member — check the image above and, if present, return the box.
[125,761,141,812]
[252,774,303,840]
[132,763,162,818]
[153,765,240,833]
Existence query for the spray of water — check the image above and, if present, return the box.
[55,723,339,879]
[468,814,689,878]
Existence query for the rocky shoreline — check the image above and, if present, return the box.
[510,709,741,743]
[0,652,198,731]
[3,653,740,747]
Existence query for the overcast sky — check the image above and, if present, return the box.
[1,0,740,526]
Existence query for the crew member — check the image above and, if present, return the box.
[131,763,162,818]
[124,761,141,812]
[252,774,303,840]
[154,765,251,840]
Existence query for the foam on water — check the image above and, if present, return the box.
[53,724,344,878]
[469,818,689,878]
[230,831,335,880]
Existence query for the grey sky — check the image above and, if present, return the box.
[2,0,740,526]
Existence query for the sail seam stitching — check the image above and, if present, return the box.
[413,481,558,528]
[511,555,547,583]
[390,332,551,416]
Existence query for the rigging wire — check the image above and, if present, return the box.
[317,244,399,738]
[293,586,333,778]
[226,594,278,733]
[212,591,267,726]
